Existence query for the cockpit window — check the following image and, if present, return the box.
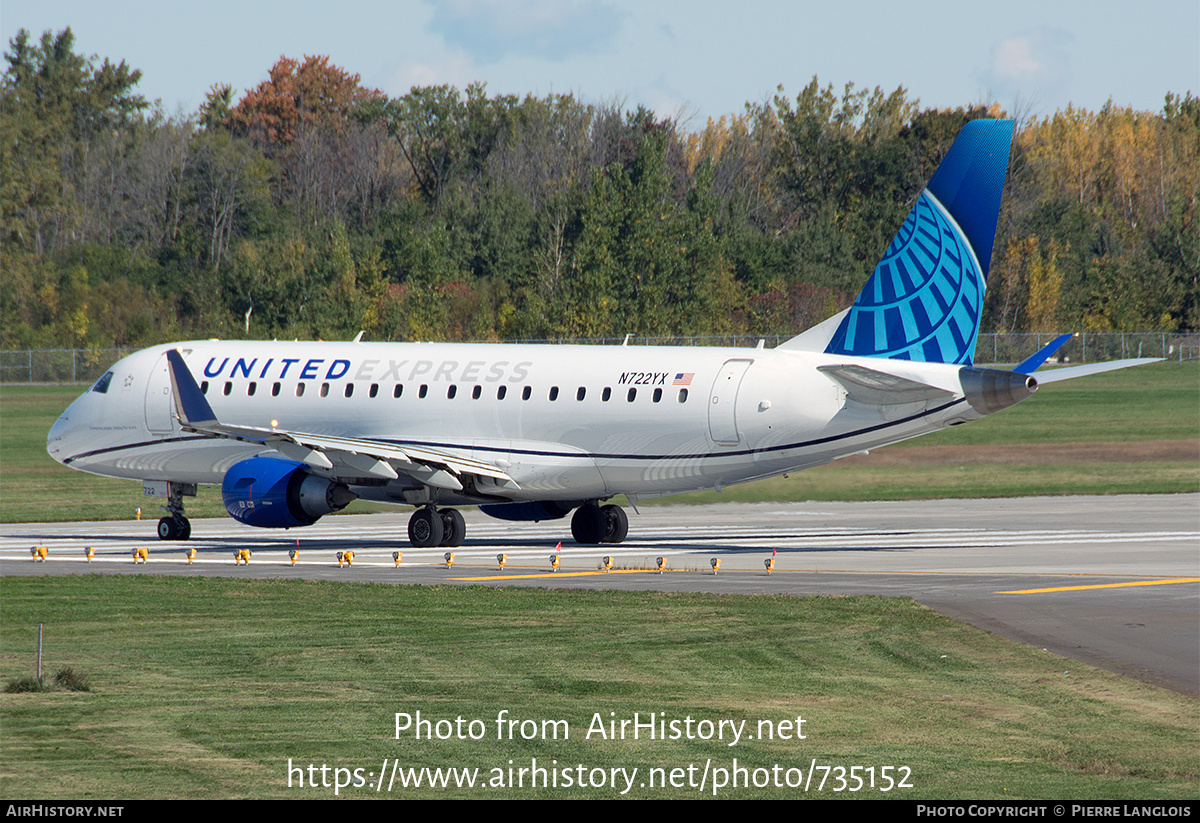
[92,371,113,394]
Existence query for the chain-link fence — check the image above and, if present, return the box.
[1,348,139,384]
[974,332,1199,366]
[2,333,1196,384]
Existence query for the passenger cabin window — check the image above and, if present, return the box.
[653,388,662,403]
[344,384,354,398]
[678,388,688,403]
[393,384,403,398]
[248,382,257,396]
[602,387,612,402]
[272,382,281,397]
[92,372,113,394]
[548,386,559,401]
[320,382,330,398]
[521,386,532,401]
[223,382,232,396]
[497,385,507,400]
[472,385,482,399]
[419,384,428,398]
[447,385,457,399]
[369,383,378,398]
[576,387,586,401]
[295,383,305,397]
[626,388,637,402]
[200,381,209,395]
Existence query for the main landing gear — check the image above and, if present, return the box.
[405,502,630,548]
[570,503,628,545]
[157,484,191,540]
[408,505,465,548]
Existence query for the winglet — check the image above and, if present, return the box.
[1015,333,1075,374]
[166,349,219,428]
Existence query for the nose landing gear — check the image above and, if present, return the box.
[155,483,194,540]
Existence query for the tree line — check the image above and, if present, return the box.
[2,27,1196,351]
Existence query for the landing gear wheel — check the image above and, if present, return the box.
[439,508,466,547]
[157,516,189,541]
[600,505,628,543]
[571,504,606,545]
[408,508,444,548]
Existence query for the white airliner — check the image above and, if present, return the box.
[46,120,1156,547]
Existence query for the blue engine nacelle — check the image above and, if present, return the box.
[478,500,577,522]
[222,457,356,528]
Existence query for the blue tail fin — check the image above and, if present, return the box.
[824,119,1014,365]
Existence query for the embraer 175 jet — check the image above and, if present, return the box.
[47,120,1156,548]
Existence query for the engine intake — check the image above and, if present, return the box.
[222,457,356,528]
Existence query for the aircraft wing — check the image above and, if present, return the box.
[165,349,519,493]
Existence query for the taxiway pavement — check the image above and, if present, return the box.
[3,495,1197,694]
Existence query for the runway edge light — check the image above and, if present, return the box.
[710,558,720,574]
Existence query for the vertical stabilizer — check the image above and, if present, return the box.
[824,119,1014,365]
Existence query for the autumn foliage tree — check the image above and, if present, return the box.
[2,29,1196,351]
[228,55,383,145]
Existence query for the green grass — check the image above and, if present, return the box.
[2,576,1196,799]
[2,361,1196,523]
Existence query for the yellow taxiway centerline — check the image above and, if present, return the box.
[451,569,661,581]
[999,578,1200,594]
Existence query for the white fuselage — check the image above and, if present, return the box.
[48,339,982,505]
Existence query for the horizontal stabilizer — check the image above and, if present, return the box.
[817,363,957,406]
[1032,359,1162,384]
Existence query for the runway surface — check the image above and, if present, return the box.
[3,494,1197,695]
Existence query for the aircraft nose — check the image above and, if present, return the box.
[47,392,93,466]
[47,409,74,464]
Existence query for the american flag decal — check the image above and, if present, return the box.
[673,373,694,386]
